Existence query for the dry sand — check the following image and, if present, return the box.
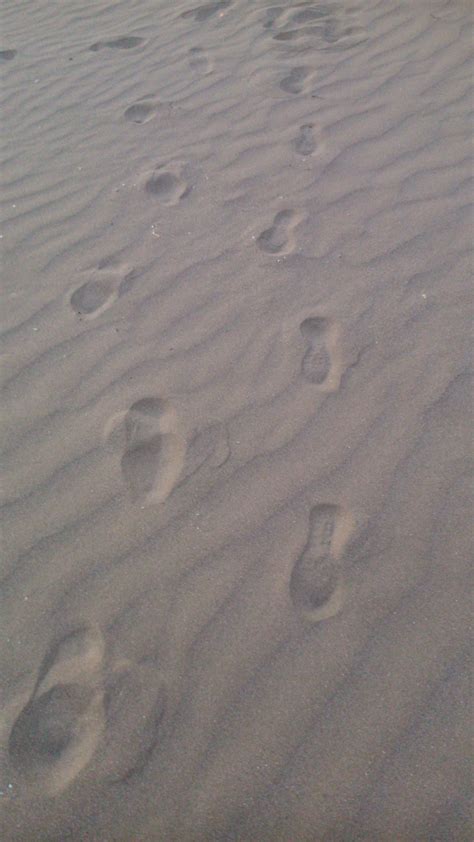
[0,0,472,839]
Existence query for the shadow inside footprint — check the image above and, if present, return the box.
[292,6,336,24]
[290,504,345,622]
[7,626,105,796]
[291,556,339,611]
[280,66,311,94]
[300,317,332,385]
[188,46,212,73]
[181,0,232,22]
[274,23,331,41]
[90,36,145,51]
[295,124,316,156]
[119,398,185,505]
[71,279,116,316]
[121,436,164,501]
[70,263,137,319]
[145,168,189,205]
[124,102,156,123]
[127,397,167,417]
[0,49,16,60]
[9,685,95,768]
[257,209,298,255]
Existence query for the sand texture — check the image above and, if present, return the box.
[0,0,472,839]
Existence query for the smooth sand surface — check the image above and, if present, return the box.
[1,0,472,839]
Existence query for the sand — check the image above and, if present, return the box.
[0,0,472,839]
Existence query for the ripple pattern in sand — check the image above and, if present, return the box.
[1,0,471,839]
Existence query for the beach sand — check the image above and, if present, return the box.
[0,0,472,839]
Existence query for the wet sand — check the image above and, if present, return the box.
[0,0,472,839]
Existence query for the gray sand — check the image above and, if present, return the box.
[1,0,472,839]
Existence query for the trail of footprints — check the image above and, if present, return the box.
[74,9,349,542]
[266,2,367,49]
[5,508,352,798]
[5,507,353,797]
[25,7,359,796]
[6,626,167,795]
[271,2,367,112]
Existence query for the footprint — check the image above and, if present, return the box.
[144,165,190,205]
[124,101,157,124]
[8,686,99,786]
[188,46,212,74]
[273,28,309,42]
[70,278,117,317]
[272,17,329,42]
[265,4,331,35]
[107,402,228,503]
[94,662,167,783]
[269,4,366,49]
[7,627,105,796]
[6,627,169,794]
[0,49,16,61]
[257,209,300,256]
[279,66,312,94]
[89,36,145,52]
[300,316,341,389]
[112,397,186,505]
[295,123,317,156]
[290,504,352,622]
[70,260,138,319]
[275,22,365,48]
[291,7,336,24]
[181,0,232,22]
